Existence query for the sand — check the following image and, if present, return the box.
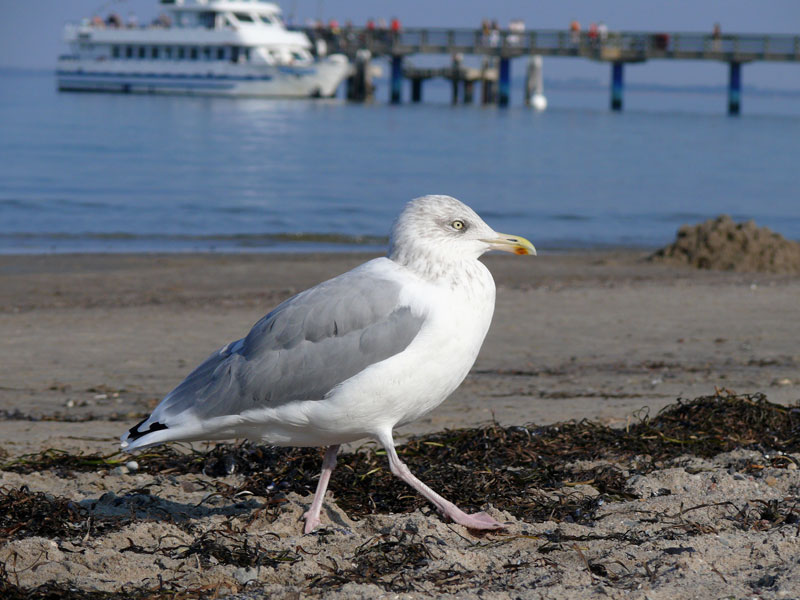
[1,251,799,599]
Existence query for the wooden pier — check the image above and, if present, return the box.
[305,27,800,114]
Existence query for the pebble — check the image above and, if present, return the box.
[233,567,260,585]
[125,460,139,473]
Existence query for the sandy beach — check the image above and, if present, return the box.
[1,250,799,599]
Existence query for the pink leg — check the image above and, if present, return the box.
[302,444,339,534]
[377,432,504,530]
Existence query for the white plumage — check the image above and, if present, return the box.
[122,195,535,532]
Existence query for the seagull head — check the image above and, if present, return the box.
[389,195,536,268]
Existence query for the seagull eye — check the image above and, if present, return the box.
[451,220,465,231]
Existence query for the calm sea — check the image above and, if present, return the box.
[1,68,799,254]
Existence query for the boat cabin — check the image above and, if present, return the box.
[157,0,287,30]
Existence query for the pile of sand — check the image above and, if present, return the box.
[650,215,800,273]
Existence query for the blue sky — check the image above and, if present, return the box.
[2,0,799,89]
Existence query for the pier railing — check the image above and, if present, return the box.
[307,27,800,63]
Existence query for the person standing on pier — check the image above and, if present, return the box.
[598,22,608,45]
[489,20,500,47]
[589,23,599,45]
[570,20,581,45]
[391,16,402,43]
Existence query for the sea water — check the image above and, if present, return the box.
[1,68,799,254]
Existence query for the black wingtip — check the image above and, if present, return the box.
[127,418,169,442]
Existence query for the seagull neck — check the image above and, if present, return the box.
[389,248,489,290]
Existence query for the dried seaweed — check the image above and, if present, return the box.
[0,486,125,544]
[0,449,125,476]
[307,533,437,593]
[3,392,798,527]
[304,531,501,595]
[0,561,218,600]
[165,529,301,569]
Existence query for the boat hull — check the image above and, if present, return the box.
[56,55,351,98]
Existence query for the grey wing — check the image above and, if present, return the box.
[152,264,424,421]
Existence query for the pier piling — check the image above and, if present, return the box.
[463,79,475,104]
[345,49,373,102]
[390,55,403,104]
[451,54,462,105]
[525,55,547,110]
[481,58,495,104]
[411,77,423,103]
[728,62,742,115]
[498,57,511,107]
[610,62,624,111]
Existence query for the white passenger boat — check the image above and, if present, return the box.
[57,0,351,97]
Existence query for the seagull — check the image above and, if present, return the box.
[121,195,535,532]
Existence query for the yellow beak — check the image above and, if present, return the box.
[482,233,537,256]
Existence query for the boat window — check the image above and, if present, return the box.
[231,46,240,62]
[126,46,133,59]
[112,46,120,58]
[216,47,225,60]
[198,11,215,29]
[177,46,185,59]
[234,13,254,23]
[202,47,211,60]
[165,46,173,59]
[190,47,198,60]
[260,15,273,25]
[243,48,251,61]
[151,46,160,59]
[291,51,306,61]
[138,46,146,59]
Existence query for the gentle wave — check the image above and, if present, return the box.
[0,231,388,246]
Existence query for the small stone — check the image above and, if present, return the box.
[111,466,128,476]
[125,460,139,473]
[234,567,260,585]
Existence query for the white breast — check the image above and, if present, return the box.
[297,258,497,441]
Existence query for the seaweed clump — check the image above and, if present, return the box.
[0,486,124,544]
[2,392,798,527]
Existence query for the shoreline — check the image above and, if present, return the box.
[0,241,664,257]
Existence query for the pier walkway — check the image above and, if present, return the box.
[306,27,800,113]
